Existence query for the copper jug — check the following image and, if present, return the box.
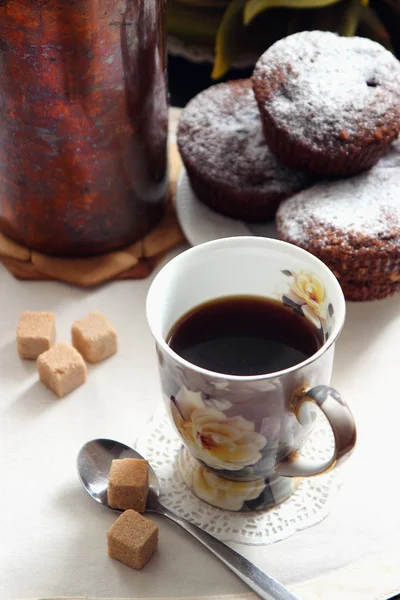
[0,0,168,256]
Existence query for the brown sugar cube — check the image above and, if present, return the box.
[17,311,56,359]
[108,458,149,512]
[107,509,158,570]
[37,342,86,398]
[71,311,117,363]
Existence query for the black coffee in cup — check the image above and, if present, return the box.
[167,295,321,376]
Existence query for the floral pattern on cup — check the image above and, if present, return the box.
[147,237,350,511]
[171,387,267,471]
[178,447,265,511]
[280,269,334,339]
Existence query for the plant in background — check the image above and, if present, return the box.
[167,0,399,78]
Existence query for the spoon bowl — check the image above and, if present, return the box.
[77,437,299,600]
[77,438,160,512]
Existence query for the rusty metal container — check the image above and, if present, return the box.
[0,0,168,256]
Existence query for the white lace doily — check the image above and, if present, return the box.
[136,405,342,546]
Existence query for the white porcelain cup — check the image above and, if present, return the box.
[146,237,357,511]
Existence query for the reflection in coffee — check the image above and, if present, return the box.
[166,296,322,376]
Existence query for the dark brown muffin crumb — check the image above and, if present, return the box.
[177,79,311,222]
[252,31,400,177]
[276,141,400,301]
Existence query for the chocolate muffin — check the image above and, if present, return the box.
[276,141,400,301]
[177,79,310,222]
[252,31,400,177]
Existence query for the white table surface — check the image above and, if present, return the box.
[1,246,400,600]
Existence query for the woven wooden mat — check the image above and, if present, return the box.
[0,143,185,287]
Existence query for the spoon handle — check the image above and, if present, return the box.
[157,504,300,600]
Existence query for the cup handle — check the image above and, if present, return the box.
[275,385,357,477]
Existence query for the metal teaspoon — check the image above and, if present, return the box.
[77,438,300,600]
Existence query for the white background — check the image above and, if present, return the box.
[1,250,400,599]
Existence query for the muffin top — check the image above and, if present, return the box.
[177,79,309,197]
[276,141,400,254]
[252,31,400,151]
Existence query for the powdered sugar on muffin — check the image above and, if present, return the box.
[280,172,399,250]
[177,79,311,221]
[252,31,400,176]
[276,142,400,300]
[277,148,400,251]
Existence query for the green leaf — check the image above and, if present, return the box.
[212,0,247,79]
[311,0,366,35]
[340,0,364,36]
[244,0,344,26]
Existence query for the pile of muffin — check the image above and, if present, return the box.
[177,31,400,302]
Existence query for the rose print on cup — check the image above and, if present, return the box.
[280,269,334,337]
[286,270,328,321]
[148,237,354,511]
[171,387,267,471]
[179,448,265,511]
